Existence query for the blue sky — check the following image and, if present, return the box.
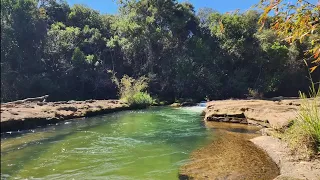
[66,0,261,14]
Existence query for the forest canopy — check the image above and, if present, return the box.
[1,0,319,102]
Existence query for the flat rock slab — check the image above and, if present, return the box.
[1,100,129,132]
[251,136,320,180]
[204,99,319,128]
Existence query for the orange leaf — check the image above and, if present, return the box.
[310,66,317,73]
[314,49,320,58]
[311,57,320,64]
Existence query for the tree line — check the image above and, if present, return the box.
[1,0,319,102]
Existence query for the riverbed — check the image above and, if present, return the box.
[1,107,278,179]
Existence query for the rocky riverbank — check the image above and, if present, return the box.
[251,136,320,180]
[181,98,320,180]
[1,100,129,132]
[204,98,304,128]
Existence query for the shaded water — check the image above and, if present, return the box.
[1,107,214,179]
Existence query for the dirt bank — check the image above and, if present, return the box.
[0,100,129,132]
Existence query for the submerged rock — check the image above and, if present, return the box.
[179,128,279,180]
[180,102,197,107]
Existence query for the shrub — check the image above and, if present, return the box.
[127,92,154,108]
[283,78,320,158]
[118,75,149,101]
[296,83,320,149]
[246,88,263,99]
[109,72,154,107]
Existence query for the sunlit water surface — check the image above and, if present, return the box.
[1,107,214,179]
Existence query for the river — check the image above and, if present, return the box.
[1,107,278,179]
[1,107,215,179]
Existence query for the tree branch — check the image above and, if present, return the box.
[301,0,317,8]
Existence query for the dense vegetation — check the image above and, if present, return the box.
[1,0,319,102]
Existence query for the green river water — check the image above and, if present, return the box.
[1,107,215,179]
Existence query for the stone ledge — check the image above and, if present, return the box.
[1,100,130,132]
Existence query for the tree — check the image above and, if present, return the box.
[258,0,320,72]
[1,0,47,101]
[40,0,70,25]
[1,0,316,102]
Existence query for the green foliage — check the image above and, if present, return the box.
[127,92,154,108]
[257,0,319,72]
[283,78,320,158]
[72,47,86,64]
[297,82,320,150]
[113,74,153,107]
[1,0,319,102]
[119,75,148,99]
[1,0,47,101]
[67,4,102,29]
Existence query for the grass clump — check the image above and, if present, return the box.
[110,72,154,108]
[127,92,153,108]
[282,79,320,159]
